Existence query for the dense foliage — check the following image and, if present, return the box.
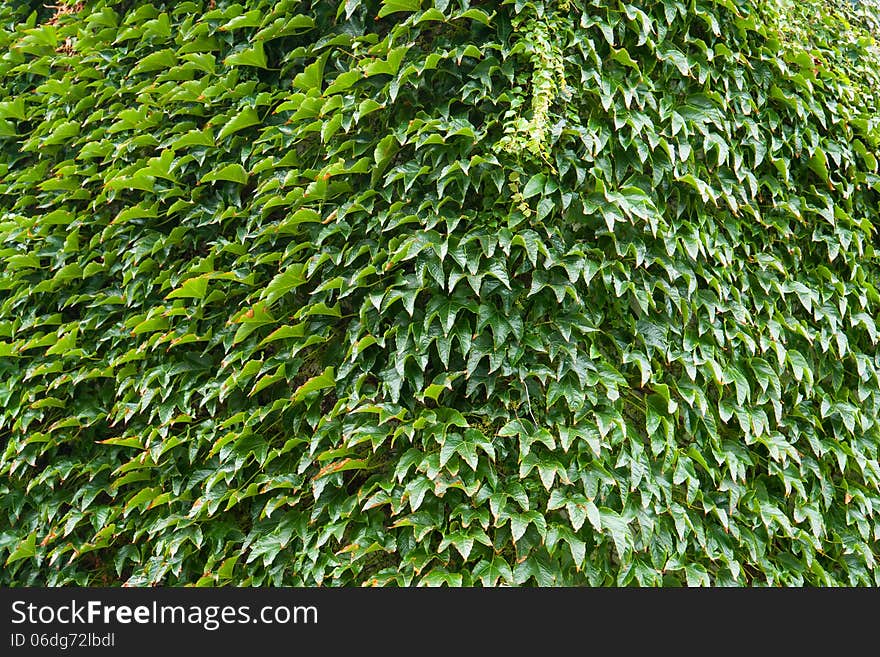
[1,0,879,586]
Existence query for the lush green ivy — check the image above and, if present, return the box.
[1,0,879,586]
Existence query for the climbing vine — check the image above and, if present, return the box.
[1,0,879,586]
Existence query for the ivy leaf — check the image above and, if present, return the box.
[166,275,211,300]
[225,41,268,69]
[474,556,513,586]
[292,367,335,403]
[131,49,176,74]
[808,147,830,182]
[378,0,422,18]
[522,173,546,199]
[200,163,248,184]
[218,107,261,141]
[293,53,329,92]
[5,533,36,566]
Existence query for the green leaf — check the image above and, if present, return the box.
[378,0,422,18]
[292,367,335,403]
[217,107,261,141]
[522,173,546,199]
[301,302,342,318]
[259,323,306,346]
[405,476,433,511]
[726,365,751,405]
[685,564,710,587]
[131,49,177,75]
[459,8,492,25]
[313,458,369,481]
[124,487,162,514]
[276,208,322,233]
[45,327,78,356]
[365,45,410,78]
[611,47,640,72]
[42,121,80,146]
[808,147,830,183]
[374,134,399,165]
[219,9,261,31]
[474,556,512,586]
[293,53,329,92]
[106,174,155,192]
[262,265,306,304]
[5,533,36,566]
[224,41,268,69]
[171,128,215,150]
[200,163,248,184]
[166,275,211,300]
[217,555,238,580]
[0,97,26,120]
[325,70,361,95]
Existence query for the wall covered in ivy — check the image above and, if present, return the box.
[1,0,879,585]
